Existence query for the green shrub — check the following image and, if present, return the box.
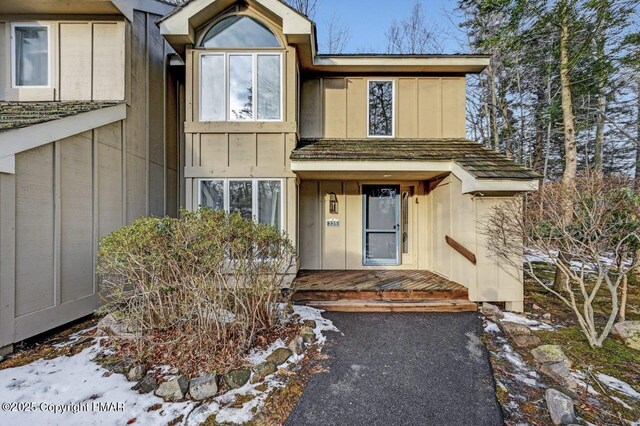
[97,209,297,374]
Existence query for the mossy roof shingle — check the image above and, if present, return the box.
[291,138,541,180]
[0,101,122,132]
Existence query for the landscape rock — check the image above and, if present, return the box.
[545,388,577,425]
[500,321,532,336]
[251,361,277,383]
[288,336,305,355]
[612,321,640,351]
[127,365,147,382]
[300,327,316,343]
[539,362,577,391]
[155,376,189,401]
[96,313,138,338]
[302,319,317,329]
[225,367,251,389]
[132,373,158,394]
[482,302,504,320]
[533,304,542,311]
[543,313,552,320]
[267,347,293,365]
[105,356,134,375]
[189,374,218,400]
[530,345,572,367]
[512,334,543,348]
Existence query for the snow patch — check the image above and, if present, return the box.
[0,305,336,425]
[501,312,555,331]
[597,374,640,399]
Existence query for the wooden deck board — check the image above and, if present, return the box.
[293,269,467,293]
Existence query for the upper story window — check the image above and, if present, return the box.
[201,15,280,48]
[368,80,394,137]
[199,16,282,122]
[12,23,50,88]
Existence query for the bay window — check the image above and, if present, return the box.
[12,23,49,88]
[199,179,283,230]
[200,52,282,122]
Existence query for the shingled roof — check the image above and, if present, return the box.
[0,101,123,132]
[291,138,541,180]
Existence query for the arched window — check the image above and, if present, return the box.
[200,15,280,48]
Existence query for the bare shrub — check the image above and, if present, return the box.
[97,209,297,375]
[485,173,640,347]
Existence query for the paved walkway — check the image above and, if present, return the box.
[286,312,503,426]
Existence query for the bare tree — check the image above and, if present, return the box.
[385,1,442,54]
[322,12,351,54]
[485,173,640,348]
[283,0,318,19]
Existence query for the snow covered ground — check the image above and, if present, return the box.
[0,306,337,425]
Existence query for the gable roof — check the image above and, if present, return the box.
[291,138,540,180]
[158,0,490,73]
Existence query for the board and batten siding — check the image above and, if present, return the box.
[0,10,182,352]
[183,8,299,247]
[299,76,467,139]
[0,19,126,102]
[297,175,523,307]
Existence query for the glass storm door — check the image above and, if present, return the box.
[363,185,400,266]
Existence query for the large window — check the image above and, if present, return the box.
[200,53,282,121]
[368,80,394,137]
[201,15,280,48]
[199,179,283,230]
[12,23,49,88]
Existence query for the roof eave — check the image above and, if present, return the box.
[308,55,490,74]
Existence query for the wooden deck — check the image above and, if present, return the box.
[292,270,476,312]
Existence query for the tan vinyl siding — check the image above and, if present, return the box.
[0,19,126,102]
[300,76,466,139]
[0,9,182,351]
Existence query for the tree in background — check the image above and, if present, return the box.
[385,0,443,54]
[323,12,351,54]
[283,0,318,19]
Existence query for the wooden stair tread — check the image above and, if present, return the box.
[292,289,468,302]
[300,299,478,313]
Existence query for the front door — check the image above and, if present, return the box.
[363,185,400,266]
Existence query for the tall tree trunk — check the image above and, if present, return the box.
[594,24,607,172]
[559,1,577,186]
[533,88,546,173]
[488,64,500,151]
[635,79,640,190]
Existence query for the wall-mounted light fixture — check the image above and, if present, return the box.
[329,192,338,214]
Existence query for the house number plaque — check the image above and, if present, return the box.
[326,218,340,227]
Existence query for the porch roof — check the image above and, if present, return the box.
[291,138,540,180]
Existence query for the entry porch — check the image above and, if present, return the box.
[292,269,477,312]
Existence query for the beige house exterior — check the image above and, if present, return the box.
[0,0,182,354]
[160,0,539,311]
[0,0,539,353]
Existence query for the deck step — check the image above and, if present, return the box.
[292,290,469,302]
[300,299,478,313]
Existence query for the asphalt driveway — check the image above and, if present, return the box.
[286,312,503,426]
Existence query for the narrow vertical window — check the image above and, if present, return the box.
[401,191,409,254]
[368,80,394,137]
[200,180,224,210]
[13,24,49,87]
[229,55,253,120]
[257,55,281,120]
[200,55,225,121]
[258,180,282,230]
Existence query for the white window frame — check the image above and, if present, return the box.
[11,22,51,89]
[367,79,395,138]
[200,52,283,123]
[197,178,285,230]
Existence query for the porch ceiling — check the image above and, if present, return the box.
[294,170,444,181]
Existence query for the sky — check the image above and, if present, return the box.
[311,0,467,54]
